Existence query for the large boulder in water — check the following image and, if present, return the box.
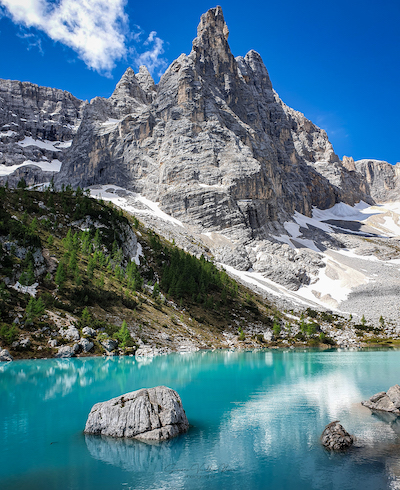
[362,385,400,415]
[84,386,189,441]
[321,421,354,451]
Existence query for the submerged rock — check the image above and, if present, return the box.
[362,385,400,415]
[84,386,189,441]
[321,421,354,451]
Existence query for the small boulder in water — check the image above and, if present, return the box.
[321,421,354,451]
[84,386,189,441]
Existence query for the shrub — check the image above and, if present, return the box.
[306,308,318,319]
[0,324,19,345]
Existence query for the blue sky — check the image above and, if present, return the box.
[0,0,399,164]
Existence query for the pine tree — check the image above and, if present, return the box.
[55,262,66,288]
[116,320,131,348]
[80,307,91,327]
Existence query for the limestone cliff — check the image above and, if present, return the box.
[56,6,371,234]
[0,79,84,184]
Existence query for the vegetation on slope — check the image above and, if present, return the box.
[2,183,376,360]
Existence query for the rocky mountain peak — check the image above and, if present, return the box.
[196,6,229,40]
[191,6,234,78]
[136,66,156,102]
[109,66,149,116]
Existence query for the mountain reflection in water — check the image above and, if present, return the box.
[1,350,400,489]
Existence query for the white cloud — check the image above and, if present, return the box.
[0,0,129,74]
[0,0,169,78]
[131,31,167,76]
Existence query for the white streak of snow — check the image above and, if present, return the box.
[17,137,62,151]
[0,159,62,176]
[89,184,185,228]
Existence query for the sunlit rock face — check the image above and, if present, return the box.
[56,6,372,234]
[84,386,189,441]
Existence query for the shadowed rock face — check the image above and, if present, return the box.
[321,421,354,451]
[55,6,372,237]
[0,79,84,166]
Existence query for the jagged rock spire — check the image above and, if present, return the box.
[190,6,236,77]
[111,67,147,104]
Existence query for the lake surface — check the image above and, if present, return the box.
[1,349,400,489]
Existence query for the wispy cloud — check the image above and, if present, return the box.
[0,0,168,77]
[130,31,167,76]
[16,29,44,54]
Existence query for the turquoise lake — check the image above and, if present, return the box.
[1,349,400,489]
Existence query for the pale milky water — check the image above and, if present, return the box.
[1,349,400,489]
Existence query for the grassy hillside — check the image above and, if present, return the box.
[0,184,345,359]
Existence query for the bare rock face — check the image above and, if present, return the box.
[362,385,400,414]
[0,78,84,184]
[321,421,354,451]
[353,160,400,203]
[84,386,189,441]
[56,6,370,228]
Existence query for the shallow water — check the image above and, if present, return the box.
[1,349,400,489]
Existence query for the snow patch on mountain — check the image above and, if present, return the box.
[89,184,185,228]
[0,159,62,176]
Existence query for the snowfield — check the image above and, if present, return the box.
[0,159,62,176]
[89,184,400,322]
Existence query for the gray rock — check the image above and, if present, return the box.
[82,327,96,338]
[0,349,13,362]
[79,338,94,353]
[48,339,58,348]
[387,385,400,409]
[354,159,400,203]
[61,327,80,341]
[362,385,400,414]
[263,330,274,342]
[101,338,118,353]
[19,338,31,349]
[0,77,84,186]
[54,345,75,358]
[321,421,354,451]
[84,386,189,441]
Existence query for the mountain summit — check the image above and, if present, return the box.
[57,7,369,221]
